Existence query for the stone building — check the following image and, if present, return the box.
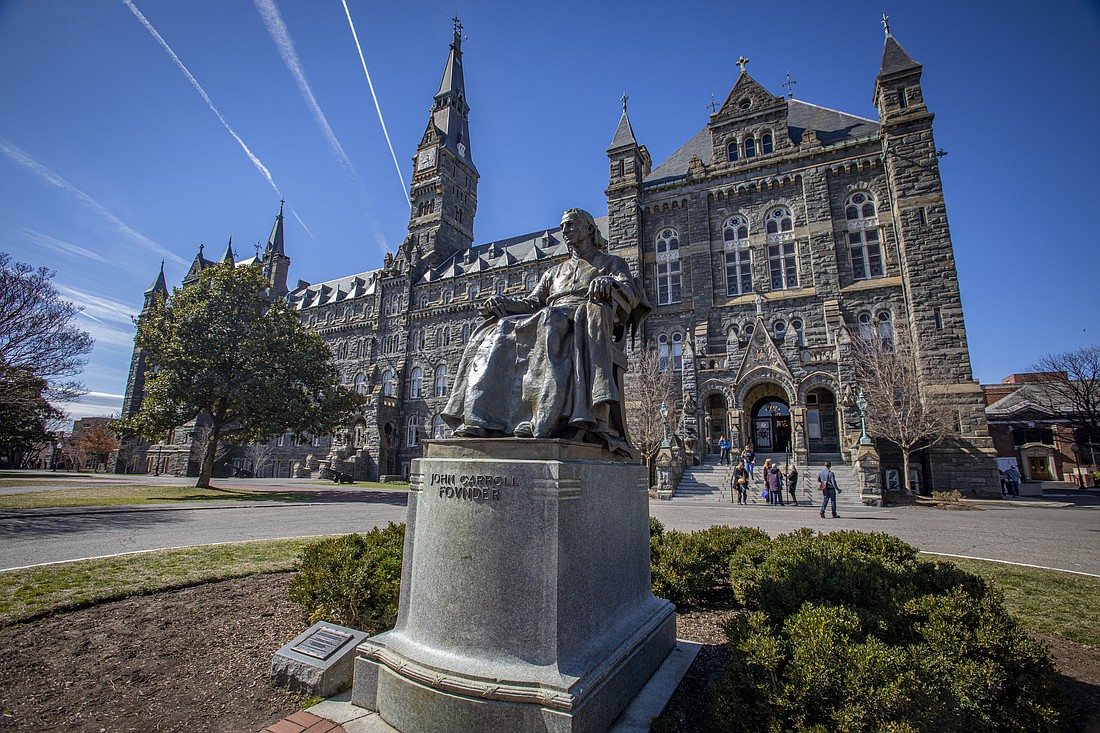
[119,22,999,495]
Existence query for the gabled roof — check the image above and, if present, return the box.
[985,382,1075,418]
[645,100,879,183]
[289,270,379,310]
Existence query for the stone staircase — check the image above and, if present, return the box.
[672,453,865,507]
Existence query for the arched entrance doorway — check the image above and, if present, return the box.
[705,393,729,455]
[805,387,840,453]
[752,398,791,453]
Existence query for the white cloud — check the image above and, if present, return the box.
[57,284,140,325]
[19,229,111,265]
[57,391,125,419]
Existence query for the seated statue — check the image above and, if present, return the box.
[442,208,649,456]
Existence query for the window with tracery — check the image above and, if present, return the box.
[658,334,670,372]
[354,372,367,395]
[765,207,793,236]
[655,228,681,305]
[846,192,883,280]
[672,332,684,371]
[723,215,752,296]
[382,369,396,397]
[768,242,798,289]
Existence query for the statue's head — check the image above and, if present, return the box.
[561,208,608,251]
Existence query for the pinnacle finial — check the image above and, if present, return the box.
[452,16,463,41]
[782,70,798,99]
[279,199,284,216]
[736,55,750,73]
[882,14,890,36]
[621,92,628,113]
[707,94,718,113]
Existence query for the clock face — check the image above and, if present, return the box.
[417,147,437,171]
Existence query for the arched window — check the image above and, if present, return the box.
[761,132,774,154]
[655,228,682,305]
[858,312,874,341]
[410,367,423,399]
[461,322,471,342]
[406,415,422,447]
[765,207,793,235]
[525,275,537,291]
[773,320,787,340]
[672,332,684,371]
[469,285,479,300]
[658,334,670,372]
[434,365,449,397]
[432,414,450,439]
[353,372,367,395]
[744,323,755,338]
[723,215,752,297]
[442,327,451,347]
[791,319,805,347]
[420,295,429,309]
[877,311,894,351]
[846,192,882,280]
[727,140,739,162]
[496,281,506,295]
[744,137,757,158]
[382,369,396,397]
[727,325,740,351]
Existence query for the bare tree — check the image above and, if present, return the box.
[247,438,278,478]
[1030,344,1100,464]
[852,326,955,495]
[624,345,678,465]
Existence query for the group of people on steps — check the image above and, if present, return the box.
[718,437,841,517]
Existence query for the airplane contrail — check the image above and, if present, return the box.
[341,0,411,207]
[122,0,282,199]
[0,136,185,266]
[254,0,359,179]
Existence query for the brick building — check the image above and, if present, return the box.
[118,22,1000,495]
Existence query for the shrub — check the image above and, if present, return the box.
[288,524,405,634]
[651,524,768,605]
[714,530,1069,733]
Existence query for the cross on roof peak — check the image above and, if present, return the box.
[782,71,798,99]
[707,94,718,113]
[452,16,463,37]
[621,92,628,113]
[736,55,750,73]
[882,14,890,36]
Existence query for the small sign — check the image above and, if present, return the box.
[290,626,354,661]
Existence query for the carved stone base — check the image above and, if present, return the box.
[351,438,676,733]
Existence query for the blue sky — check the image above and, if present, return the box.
[2,0,1098,420]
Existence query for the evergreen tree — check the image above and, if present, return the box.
[117,262,363,488]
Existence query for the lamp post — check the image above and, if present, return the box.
[659,401,669,447]
[856,388,872,446]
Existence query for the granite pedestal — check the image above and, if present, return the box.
[351,439,676,733]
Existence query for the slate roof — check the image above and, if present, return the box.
[645,100,879,184]
[985,382,1075,418]
[608,111,638,151]
[879,34,922,77]
[290,272,379,310]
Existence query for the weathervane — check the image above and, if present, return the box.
[707,94,719,113]
[736,55,749,73]
[782,71,797,99]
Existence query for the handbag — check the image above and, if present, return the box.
[761,489,769,499]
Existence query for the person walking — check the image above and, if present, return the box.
[818,461,839,518]
[766,462,785,505]
[732,460,749,504]
[718,436,731,465]
[742,444,756,481]
[786,465,799,506]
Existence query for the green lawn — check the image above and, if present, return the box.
[0,485,322,509]
[933,555,1100,648]
[0,538,326,627]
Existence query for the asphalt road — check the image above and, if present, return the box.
[1,475,1097,575]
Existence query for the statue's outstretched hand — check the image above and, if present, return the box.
[481,295,509,319]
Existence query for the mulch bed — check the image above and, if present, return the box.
[0,575,1097,732]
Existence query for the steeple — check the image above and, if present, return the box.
[607,93,638,151]
[428,17,475,169]
[262,201,290,298]
[143,261,168,309]
[405,22,479,271]
[265,200,285,258]
[182,243,211,287]
[220,237,235,266]
[873,18,926,117]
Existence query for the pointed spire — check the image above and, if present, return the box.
[878,25,921,77]
[265,200,285,258]
[145,260,167,297]
[608,98,638,151]
[430,20,474,166]
[220,237,235,265]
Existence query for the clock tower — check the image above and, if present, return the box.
[407,19,479,272]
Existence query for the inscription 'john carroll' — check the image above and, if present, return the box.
[430,472,515,500]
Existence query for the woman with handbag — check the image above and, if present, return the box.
[732,460,749,504]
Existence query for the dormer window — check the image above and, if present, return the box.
[727,141,739,162]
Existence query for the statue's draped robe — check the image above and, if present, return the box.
[442,250,641,452]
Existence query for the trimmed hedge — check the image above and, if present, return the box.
[650,521,769,606]
[716,529,1069,733]
[288,523,405,634]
